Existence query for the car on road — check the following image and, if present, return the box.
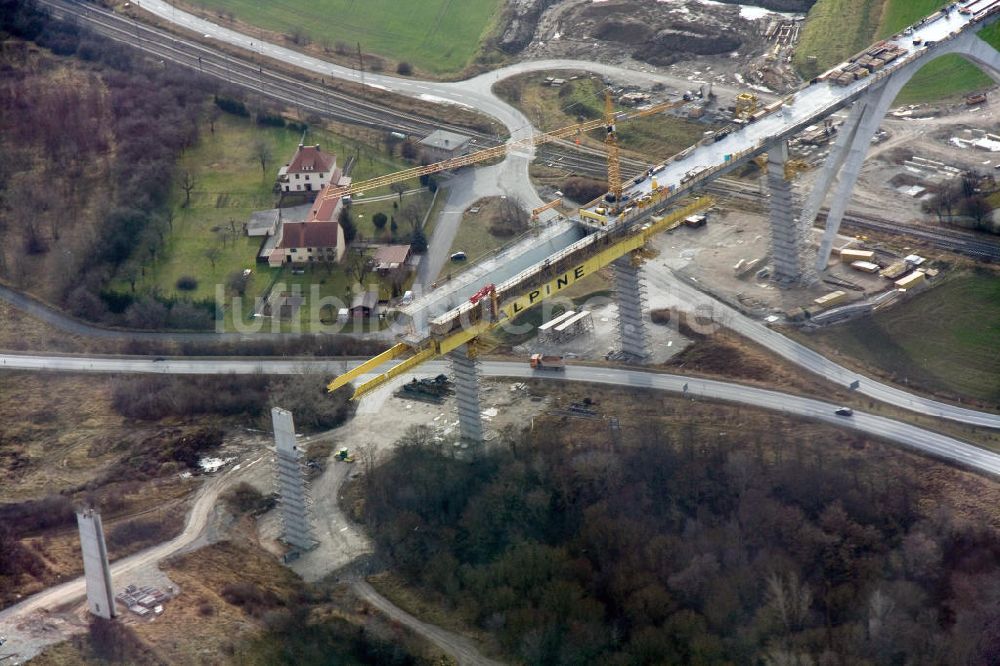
[835,407,854,417]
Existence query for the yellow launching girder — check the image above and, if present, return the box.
[345,347,438,400]
[327,342,412,392]
[531,198,563,221]
[328,197,713,400]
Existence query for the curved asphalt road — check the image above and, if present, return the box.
[4,272,997,431]
[2,353,998,476]
[134,0,749,215]
[643,268,1000,429]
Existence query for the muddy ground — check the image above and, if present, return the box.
[518,0,809,91]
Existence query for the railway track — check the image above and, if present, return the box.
[43,0,502,141]
[43,0,645,181]
[706,179,1000,260]
[42,0,999,261]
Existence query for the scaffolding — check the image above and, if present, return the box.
[449,345,484,443]
[766,141,811,285]
[612,256,649,359]
[272,407,316,552]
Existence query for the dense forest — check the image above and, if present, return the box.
[0,0,217,328]
[360,412,1000,664]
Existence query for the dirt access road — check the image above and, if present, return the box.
[0,421,502,665]
[0,466,240,660]
[352,580,504,666]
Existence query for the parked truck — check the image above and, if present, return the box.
[530,354,565,371]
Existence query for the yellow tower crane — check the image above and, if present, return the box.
[317,94,688,205]
[604,89,622,206]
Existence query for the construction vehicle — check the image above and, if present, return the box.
[734,92,759,121]
[397,374,454,404]
[530,354,565,371]
[335,448,355,463]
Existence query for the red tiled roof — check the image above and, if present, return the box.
[277,221,340,249]
[308,170,346,222]
[286,144,335,174]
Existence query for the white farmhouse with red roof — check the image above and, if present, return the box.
[277,143,341,193]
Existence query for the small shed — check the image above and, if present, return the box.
[350,291,378,318]
[246,210,280,237]
[839,248,875,263]
[419,130,472,162]
[895,271,926,290]
[850,261,881,274]
[814,290,847,309]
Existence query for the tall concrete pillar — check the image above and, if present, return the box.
[766,141,808,285]
[612,254,649,360]
[449,345,484,443]
[76,509,116,619]
[809,66,916,271]
[272,407,316,552]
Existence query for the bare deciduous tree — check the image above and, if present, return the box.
[204,246,222,269]
[252,139,272,178]
[179,170,197,208]
[346,252,372,288]
[391,181,407,203]
[401,201,423,231]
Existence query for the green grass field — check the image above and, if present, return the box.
[795,0,1000,103]
[496,74,711,163]
[437,198,512,281]
[192,0,503,75]
[793,0,885,79]
[134,114,410,301]
[806,272,1000,405]
[878,0,998,104]
[122,112,425,331]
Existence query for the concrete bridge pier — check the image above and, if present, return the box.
[766,140,810,285]
[449,344,484,443]
[612,254,650,360]
[273,407,316,552]
[806,28,1000,272]
[811,79,903,271]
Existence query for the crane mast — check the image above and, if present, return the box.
[604,90,622,207]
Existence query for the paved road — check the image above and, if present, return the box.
[2,353,998,475]
[641,266,1000,429]
[135,0,751,215]
[0,283,396,343]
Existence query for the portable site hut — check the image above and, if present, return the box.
[850,261,881,274]
[895,271,926,290]
[839,248,875,263]
[813,290,848,309]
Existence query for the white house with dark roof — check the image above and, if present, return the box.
[277,144,341,193]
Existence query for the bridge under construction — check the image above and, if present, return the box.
[330,0,1000,443]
